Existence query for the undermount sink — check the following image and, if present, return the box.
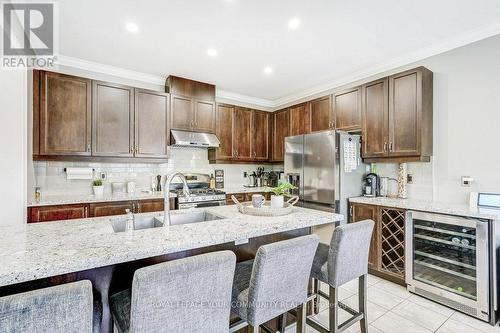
[110,211,224,233]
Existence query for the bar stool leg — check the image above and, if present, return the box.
[359,274,368,333]
[296,303,306,333]
[329,286,339,333]
[277,313,287,332]
[313,278,320,313]
[247,324,260,333]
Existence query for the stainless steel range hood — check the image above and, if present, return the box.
[170,129,220,148]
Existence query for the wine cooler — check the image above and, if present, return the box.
[406,211,490,322]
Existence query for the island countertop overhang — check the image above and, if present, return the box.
[0,205,342,287]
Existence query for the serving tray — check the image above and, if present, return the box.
[231,195,299,216]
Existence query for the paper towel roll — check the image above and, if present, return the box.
[65,167,94,180]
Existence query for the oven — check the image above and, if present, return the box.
[178,200,225,210]
[406,211,490,322]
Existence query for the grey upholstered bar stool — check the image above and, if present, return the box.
[109,250,236,333]
[308,220,374,333]
[230,234,320,333]
[0,280,94,333]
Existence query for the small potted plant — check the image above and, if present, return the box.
[265,182,297,208]
[92,179,104,197]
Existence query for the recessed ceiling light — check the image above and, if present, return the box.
[263,66,273,75]
[288,17,301,30]
[206,48,218,57]
[125,22,139,33]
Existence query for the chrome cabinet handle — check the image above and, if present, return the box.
[349,205,353,219]
[389,142,393,152]
[84,206,88,218]
[383,142,387,152]
[87,144,91,152]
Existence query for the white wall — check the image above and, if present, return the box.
[0,69,27,225]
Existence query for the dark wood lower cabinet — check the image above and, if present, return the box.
[226,192,271,205]
[28,198,175,223]
[349,202,405,285]
[28,204,89,223]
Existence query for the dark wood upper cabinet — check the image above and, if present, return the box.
[211,104,234,161]
[38,71,91,156]
[251,111,270,160]
[309,95,333,132]
[362,78,389,158]
[362,67,433,162]
[389,67,432,158]
[289,103,310,136]
[194,100,216,133]
[170,95,193,131]
[92,81,134,157]
[272,109,290,162]
[333,87,362,131]
[233,107,252,160]
[166,76,216,133]
[135,89,169,158]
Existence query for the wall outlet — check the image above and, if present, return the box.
[99,172,107,180]
[462,176,474,187]
[407,174,413,184]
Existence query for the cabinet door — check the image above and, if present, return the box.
[233,107,252,160]
[89,201,134,217]
[39,71,91,156]
[215,104,234,160]
[194,99,216,133]
[251,111,269,160]
[388,69,421,156]
[272,109,290,161]
[333,87,362,131]
[92,81,134,157]
[289,103,310,136]
[135,199,164,213]
[350,203,379,270]
[28,204,89,223]
[362,78,389,158]
[310,95,332,132]
[135,89,169,158]
[170,94,194,130]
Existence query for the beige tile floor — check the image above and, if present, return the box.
[285,274,500,333]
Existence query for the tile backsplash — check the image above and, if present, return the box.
[30,147,283,199]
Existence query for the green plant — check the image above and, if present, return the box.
[265,181,297,197]
[92,179,103,187]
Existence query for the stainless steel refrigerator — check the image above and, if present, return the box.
[284,130,366,224]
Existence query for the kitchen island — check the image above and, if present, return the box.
[0,205,341,332]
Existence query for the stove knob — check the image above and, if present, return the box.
[190,197,195,202]
[202,196,206,200]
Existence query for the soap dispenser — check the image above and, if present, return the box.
[125,209,135,232]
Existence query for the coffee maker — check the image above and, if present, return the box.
[363,173,380,197]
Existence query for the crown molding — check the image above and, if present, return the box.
[272,23,500,108]
[55,55,166,86]
[56,23,500,111]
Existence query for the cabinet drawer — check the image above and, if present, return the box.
[89,201,134,217]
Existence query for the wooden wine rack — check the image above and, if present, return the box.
[380,208,406,279]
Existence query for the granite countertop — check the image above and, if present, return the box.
[27,191,176,207]
[349,196,500,220]
[0,205,341,287]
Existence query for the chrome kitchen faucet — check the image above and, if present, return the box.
[163,172,190,226]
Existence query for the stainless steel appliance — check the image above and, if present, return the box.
[169,173,226,209]
[284,131,366,219]
[170,129,220,148]
[406,211,493,322]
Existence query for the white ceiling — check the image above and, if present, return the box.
[56,0,500,106]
